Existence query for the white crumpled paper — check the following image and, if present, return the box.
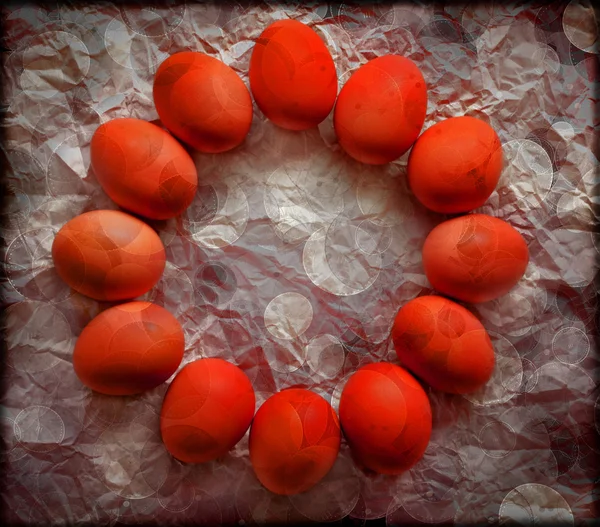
[1,2,598,525]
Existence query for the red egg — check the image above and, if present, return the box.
[339,362,431,475]
[249,19,337,130]
[407,116,503,213]
[90,118,198,220]
[249,388,341,495]
[392,295,495,394]
[73,301,184,396]
[422,214,529,303]
[52,210,166,301]
[153,51,253,153]
[160,358,255,464]
[334,55,427,165]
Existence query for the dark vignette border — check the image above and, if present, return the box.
[0,1,598,527]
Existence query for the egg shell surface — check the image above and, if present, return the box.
[153,51,253,153]
[90,118,198,220]
[73,301,184,396]
[333,55,427,165]
[160,358,256,464]
[51,210,166,301]
[407,116,503,213]
[422,214,529,303]
[392,295,495,394]
[249,388,341,496]
[249,19,337,130]
[339,362,431,475]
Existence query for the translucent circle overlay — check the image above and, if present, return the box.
[5,228,74,303]
[552,327,590,364]
[104,16,171,71]
[306,334,346,379]
[303,228,379,296]
[562,0,598,54]
[181,183,249,248]
[14,405,65,453]
[519,358,539,394]
[478,419,517,458]
[157,476,196,513]
[499,484,574,526]
[324,218,383,295]
[551,121,575,142]
[264,292,313,341]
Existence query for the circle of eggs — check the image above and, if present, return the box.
[160,358,256,464]
[334,55,427,165]
[249,19,338,130]
[422,214,529,304]
[51,210,166,301]
[392,295,495,394]
[90,118,198,220]
[249,388,341,496]
[407,116,503,213]
[73,301,185,396]
[339,362,431,475]
[44,12,530,501]
[153,51,253,153]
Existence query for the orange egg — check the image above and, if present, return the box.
[51,210,166,301]
[249,19,337,130]
[334,55,427,165]
[392,295,495,394]
[160,358,255,464]
[422,214,529,303]
[90,118,198,220]
[407,116,503,213]
[73,301,184,396]
[153,51,253,153]
[249,388,341,496]
[339,362,431,475]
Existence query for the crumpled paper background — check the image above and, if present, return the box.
[1,1,598,525]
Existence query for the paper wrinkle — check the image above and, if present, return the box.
[1,2,598,525]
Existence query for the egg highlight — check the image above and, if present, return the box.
[334,55,427,165]
[90,118,198,220]
[339,362,431,475]
[407,116,503,213]
[392,295,495,394]
[249,19,337,130]
[160,358,256,464]
[73,301,184,396]
[51,210,166,301]
[154,51,253,153]
[422,214,529,303]
[249,388,341,495]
